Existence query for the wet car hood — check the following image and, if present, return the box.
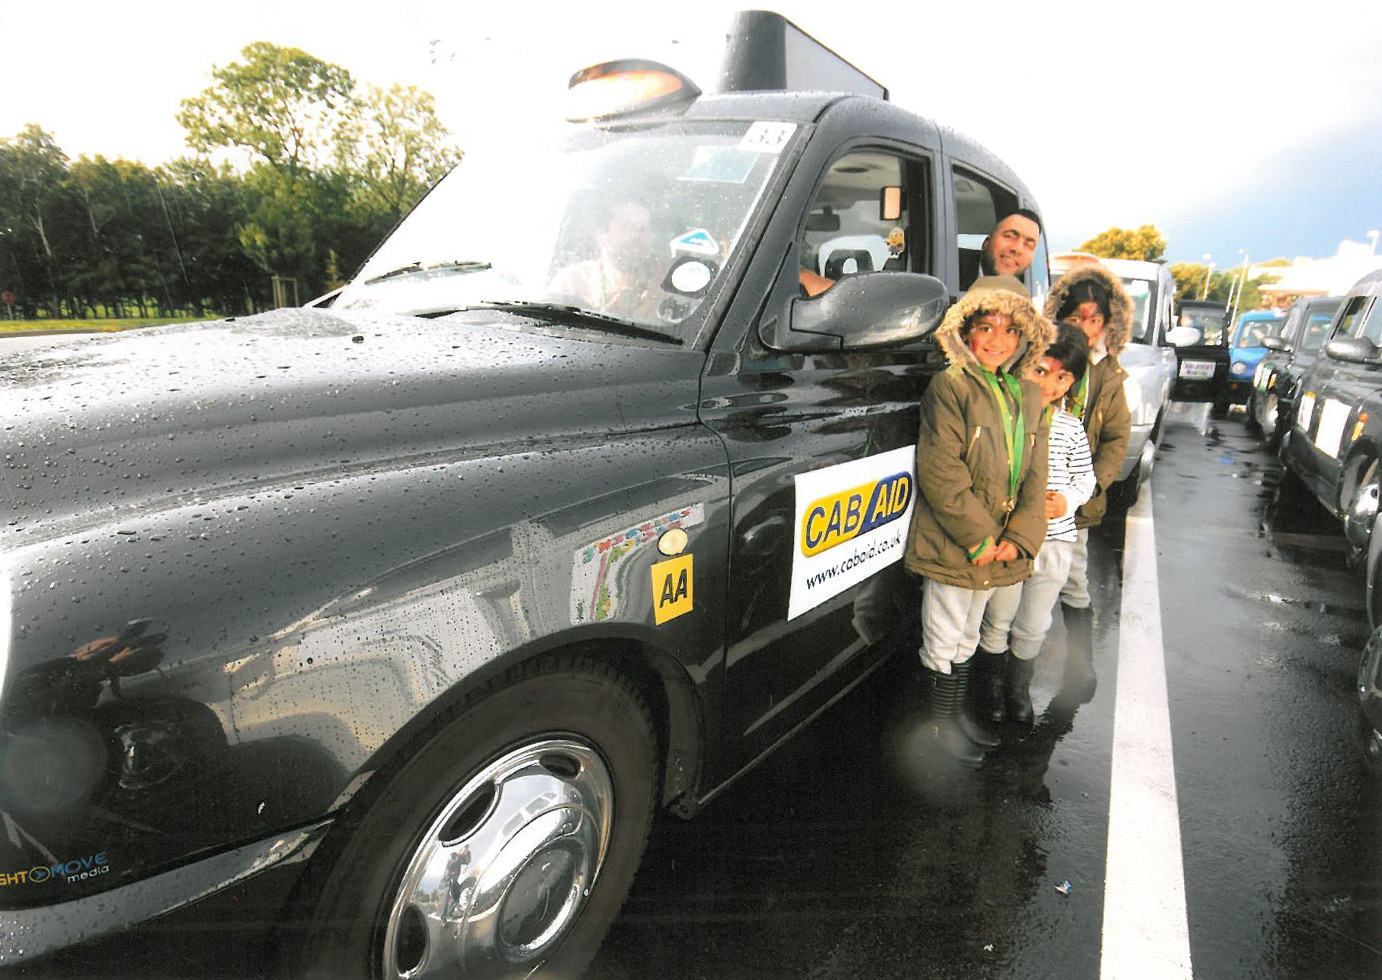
[2,308,704,539]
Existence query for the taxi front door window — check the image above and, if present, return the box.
[799,151,911,299]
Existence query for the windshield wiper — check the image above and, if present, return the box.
[462,301,684,346]
[364,260,493,285]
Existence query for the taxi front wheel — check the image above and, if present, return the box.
[285,655,658,980]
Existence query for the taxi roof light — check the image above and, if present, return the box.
[566,59,701,123]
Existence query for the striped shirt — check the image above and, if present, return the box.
[1047,408,1097,543]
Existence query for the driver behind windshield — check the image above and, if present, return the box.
[547,197,660,321]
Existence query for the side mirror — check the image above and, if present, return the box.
[760,272,949,352]
[1261,335,1291,353]
[1325,336,1382,365]
[1165,325,1202,347]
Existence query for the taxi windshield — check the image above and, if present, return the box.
[334,120,792,342]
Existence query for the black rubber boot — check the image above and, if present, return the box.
[951,659,1000,752]
[973,648,1009,724]
[922,667,986,769]
[1005,654,1036,725]
[1061,603,1097,704]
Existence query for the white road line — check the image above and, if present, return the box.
[1100,488,1193,980]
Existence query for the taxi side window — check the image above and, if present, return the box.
[1335,296,1371,342]
[1355,300,1382,347]
[799,151,930,295]
[953,167,1018,286]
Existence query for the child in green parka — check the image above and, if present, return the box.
[903,276,1054,768]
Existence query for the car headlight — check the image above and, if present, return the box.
[1122,375,1145,423]
[1231,360,1251,376]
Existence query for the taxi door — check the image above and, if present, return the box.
[698,135,942,778]
[1292,294,1377,505]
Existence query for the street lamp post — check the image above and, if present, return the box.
[1227,249,1249,321]
[1200,253,1215,301]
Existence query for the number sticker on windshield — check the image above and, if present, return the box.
[739,121,796,153]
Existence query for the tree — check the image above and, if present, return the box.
[178,42,355,174]
[1078,225,1167,262]
[0,124,71,314]
[337,83,461,222]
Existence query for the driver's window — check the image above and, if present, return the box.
[799,151,910,297]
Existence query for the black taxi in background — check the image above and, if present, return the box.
[1168,298,1230,409]
[1249,294,1341,450]
[0,12,1050,979]
[1284,270,1382,564]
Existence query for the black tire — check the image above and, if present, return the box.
[285,655,658,980]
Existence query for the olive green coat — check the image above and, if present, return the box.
[1043,263,1134,529]
[904,287,1054,589]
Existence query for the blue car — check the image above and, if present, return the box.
[1223,309,1286,410]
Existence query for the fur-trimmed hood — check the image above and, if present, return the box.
[936,279,1055,377]
[1043,262,1133,357]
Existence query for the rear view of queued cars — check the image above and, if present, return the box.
[1245,270,1382,775]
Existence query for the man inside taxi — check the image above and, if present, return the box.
[548,198,659,320]
[961,209,1042,288]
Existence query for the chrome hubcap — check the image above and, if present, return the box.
[1345,479,1379,552]
[382,738,614,980]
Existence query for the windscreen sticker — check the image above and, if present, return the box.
[1314,399,1351,459]
[739,121,796,154]
[570,504,705,624]
[681,146,757,184]
[788,446,914,620]
[670,229,719,256]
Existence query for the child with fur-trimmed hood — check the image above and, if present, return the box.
[1041,261,1134,704]
[904,276,1054,767]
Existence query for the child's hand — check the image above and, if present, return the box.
[991,539,1019,563]
[1045,491,1068,519]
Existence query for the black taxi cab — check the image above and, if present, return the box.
[0,12,1048,979]
[1249,294,1341,450]
[1284,270,1382,562]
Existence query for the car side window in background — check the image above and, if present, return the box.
[1333,295,1370,341]
[1300,312,1335,352]
[800,150,931,286]
[1356,299,1382,346]
[952,166,1018,286]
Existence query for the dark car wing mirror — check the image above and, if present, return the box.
[761,272,949,352]
[1325,336,1382,365]
[1261,335,1291,353]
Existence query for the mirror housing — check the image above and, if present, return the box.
[760,272,949,352]
[1325,336,1382,365]
[1261,335,1290,353]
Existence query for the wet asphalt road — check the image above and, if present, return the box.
[8,402,1381,979]
[586,402,1382,980]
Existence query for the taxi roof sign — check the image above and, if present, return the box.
[566,59,702,122]
[716,10,887,100]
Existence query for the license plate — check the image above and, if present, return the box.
[1179,360,1215,380]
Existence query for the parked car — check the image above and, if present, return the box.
[1051,255,1177,505]
[1285,270,1382,565]
[0,13,1050,978]
[1168,298,1230,405]
[1248,295,1342,449]
[1223,309,1286,412]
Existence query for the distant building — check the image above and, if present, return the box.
[1257,236,1382,307]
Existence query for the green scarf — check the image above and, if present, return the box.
[981,368,1026,501]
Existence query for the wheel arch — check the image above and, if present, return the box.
[322,632,705,833]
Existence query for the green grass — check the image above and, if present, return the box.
[0,316,203,335]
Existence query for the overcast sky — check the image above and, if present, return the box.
[3,0,1380,269]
